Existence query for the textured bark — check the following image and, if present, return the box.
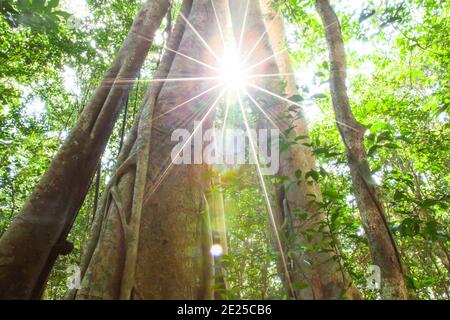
[228,0,359,300]
[315,0,409,299]
[76,0,228,300]
[74,0,192,299]
[0,0,170,299]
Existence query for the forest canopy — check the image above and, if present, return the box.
[0,0,448,300]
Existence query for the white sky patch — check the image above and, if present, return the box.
[294,65,326,124]
[61,0,90,20]
[302,102,323,124]
[357,226,365,237]
[154,29,165,47]
[62,65,81,96]
[283,21,328,125]
[348,39,377,57]
[437,112,448,124]
[346,194,356,206]
[19,85,45,117]
[337,0,365,15]
[372,171,382,186]
[24,97,45,117]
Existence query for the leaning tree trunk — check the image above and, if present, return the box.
[229,0,359,300]
[76,0,228,300]
[261,0,360,300]
[315,0,409,299]
[0,0,170,299]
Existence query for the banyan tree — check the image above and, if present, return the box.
[0,0,415,300]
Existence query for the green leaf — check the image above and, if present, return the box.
[305,170,319,182]
[32,0,46,10]
[311,93,327,99]
[399,218,420,237]
[289,94,304,102]
[48,0,59,9]
[418,199,437,208]
[367,145,379,157]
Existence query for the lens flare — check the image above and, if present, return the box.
[139,4,318,299]
[210,244,223,257]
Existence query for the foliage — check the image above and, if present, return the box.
[0,0,448,299]
[275,0,449,299]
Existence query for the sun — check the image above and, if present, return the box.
[220,45,247,90]
[149,6,300,298]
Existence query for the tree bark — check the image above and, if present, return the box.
[315,0,409,299]
[228,0,359,300]
[76,0,228,300]
[0,0,170,299]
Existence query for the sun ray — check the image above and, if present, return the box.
[220,88,232,142]
[152,81,224,122]
[241,27,268,65]
[144,87,227,202]
[179,12,222,64]
[241,9,281,66]
[163,46,221,73]
[237,0,251,57]
[211,0,226,51]
[249,83,363,132]
[244,48,288,73]
[103,73,267,86]
[212,88,231,165]
[236,90,296,299]
[244,72,295,80]
[244,88,285,137]
[150,76,221,83]
[247,82,301,107]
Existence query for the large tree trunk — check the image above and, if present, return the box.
[76,0,228,300]
[315,0,409,299]
[228,0,359,300]
[0,0,170,299]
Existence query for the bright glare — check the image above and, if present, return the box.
[210,244,223,257]
[141,6,311,298]
[62,0,90,19]
[220,46,246,89]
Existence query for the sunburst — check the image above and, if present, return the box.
[139,0,307,298]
